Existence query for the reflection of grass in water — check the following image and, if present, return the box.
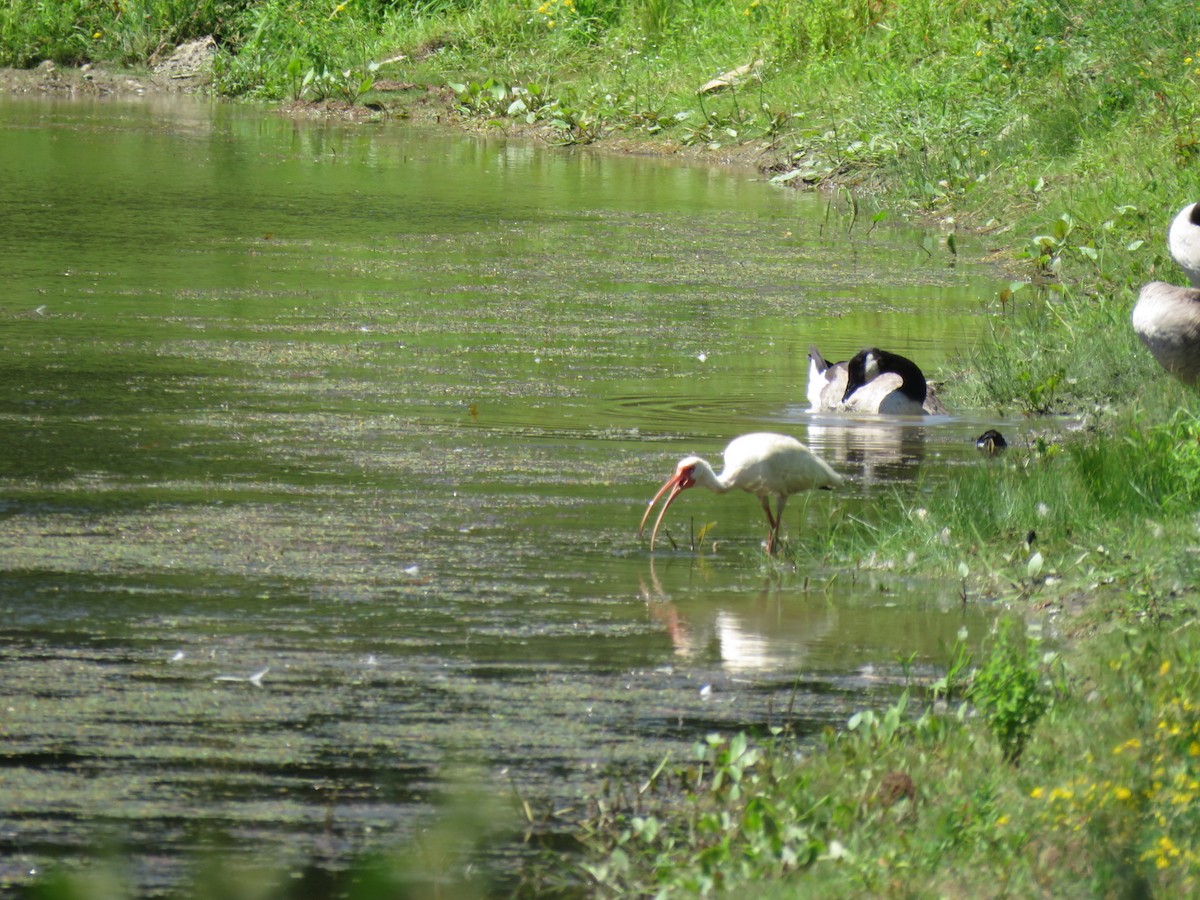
[28,773,522,899]
[579,618,1200,898]
[807,392,1200,617]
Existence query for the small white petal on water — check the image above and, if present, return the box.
[170,650,185,662]
[214,665,270,687]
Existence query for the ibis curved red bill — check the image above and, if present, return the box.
[637,463,696,551]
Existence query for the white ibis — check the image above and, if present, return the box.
[1132,201,1200,385]
[807,345,945,415]
[638,432,843,553]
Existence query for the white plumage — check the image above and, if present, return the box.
[638,432,843,553]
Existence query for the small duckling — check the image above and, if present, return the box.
[975,429,1007,457]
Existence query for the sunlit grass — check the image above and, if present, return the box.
[823,393,1200,614]
[8,1,1200,896]
[574,622,1200,898]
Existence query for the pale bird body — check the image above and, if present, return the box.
[1133,202,1200,385]
[638,432,842,553]
[807,346,944,415]
[806,347,849,410]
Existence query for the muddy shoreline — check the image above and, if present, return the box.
[0,61,791,173]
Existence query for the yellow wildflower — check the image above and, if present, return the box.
[93,30,103,39]
[1114,786,1133,801]
[1030,787,1045,799]
[1160,659,1171,676]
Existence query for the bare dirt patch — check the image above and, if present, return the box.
[0,60,779,171]
[0,59,210,97]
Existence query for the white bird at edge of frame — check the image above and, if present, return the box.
[1132,200,1200,385]
[637,432,843,554]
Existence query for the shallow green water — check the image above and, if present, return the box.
[0,94,1008,892]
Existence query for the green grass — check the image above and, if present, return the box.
[573,620,1200,897]
[813,392,1200,633]
[8,1,1200,896]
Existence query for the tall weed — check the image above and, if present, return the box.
[970,617,1051,765]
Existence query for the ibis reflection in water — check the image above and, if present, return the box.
[641,567,838,674]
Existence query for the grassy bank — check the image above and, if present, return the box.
[568,617,1200,897]
[7,1,1200,896]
